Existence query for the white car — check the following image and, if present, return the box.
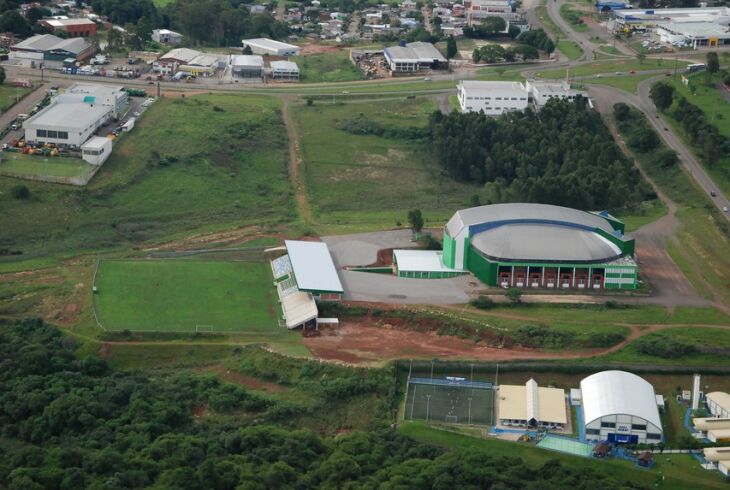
[724,206,728,213]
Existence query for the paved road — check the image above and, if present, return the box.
[0,82,48,145]
[633,76,730,220]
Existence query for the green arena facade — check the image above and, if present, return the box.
[442,203,637,290]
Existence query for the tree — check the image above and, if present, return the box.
[407,209,424,234]
[243,44,253,55]
[11,184,30,199]
[0,10,32,37]
[636,52,645,64]
[649,82,675,111]
[445,35,457,60]
[0,66,6,85]
[706,52,719,75]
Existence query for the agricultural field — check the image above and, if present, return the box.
[291,50,363,83]
[291,98,484,231]
[0,152,95,180]
[0,94,293,261]
[94,259,280,332]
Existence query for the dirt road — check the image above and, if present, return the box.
[281,98,315,225]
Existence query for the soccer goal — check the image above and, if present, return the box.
[195,325,214,333]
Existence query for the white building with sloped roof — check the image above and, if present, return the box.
[707,392,730,418]
[497,379,567,429]
[384,42,448,72]
[457,80,529,115]
[581,370,663,444]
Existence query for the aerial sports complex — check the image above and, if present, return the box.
[394,203,638,289]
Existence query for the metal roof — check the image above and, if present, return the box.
[285,240,344,293]
[580,371,662,431]
[459,80,527,92]
[81,136,110,150]
[231,55,263,67]
[385,42,446,63]
[12,34,90,54]
[446,203,616,238]
[25,102,109,130]
[393,249,462,272]
[270,60,299,72]
[707,392,730,413]
[693,418,730,431]
[43,18,96,27]
[280,290,318,329]
[242,38,300,50]
[470,223,622,263]
[160,47,201,63]
[703,447,730,462]
[498,382,567,424]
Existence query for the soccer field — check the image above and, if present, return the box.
[405,379,495,425]
[94,259,280,332]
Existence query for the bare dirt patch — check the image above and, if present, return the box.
[303,322,600,365]
[204,366,288,393]
[299,44,343,55]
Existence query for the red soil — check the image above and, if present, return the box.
[204,366,287,392]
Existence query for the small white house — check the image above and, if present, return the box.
[81,136,112,166]
[242,38,301,56]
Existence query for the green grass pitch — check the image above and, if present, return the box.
[405,381,495,425]
[94,259,279,332]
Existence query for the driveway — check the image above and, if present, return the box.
[323,229,416,267]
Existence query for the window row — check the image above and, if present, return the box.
[36,129,69,140]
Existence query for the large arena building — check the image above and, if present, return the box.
[438,203,637,289]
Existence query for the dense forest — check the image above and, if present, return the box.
[0,319,650,489]
[428,98,653,210]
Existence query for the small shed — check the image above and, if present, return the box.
[81,136,112,166]
[570,388,582,406]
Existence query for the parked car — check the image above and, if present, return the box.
[711,191,717,197]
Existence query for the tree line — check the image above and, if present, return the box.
[0,319,655,489]
[428,98,652,211]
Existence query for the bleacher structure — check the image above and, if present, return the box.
[270,253,318,329]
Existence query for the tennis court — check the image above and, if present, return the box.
[405,378,495,425]
[537,435,594,457]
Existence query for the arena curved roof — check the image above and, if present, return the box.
[580,371,662,431]
[445,203,616,238]
[470,224,622,263]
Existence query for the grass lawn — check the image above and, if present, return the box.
[0,94,293,261]
[94,259,280,332]
[475,64,532,80]
[292,98,485,231]
[398,422,728,489]
[660,74,730,196]
[577,73,659,94]
[600,327,730,365]
[559,4,590,33]
[0,152,95,179]
[538,58,673,79]
[291,50,363,83]
[535,4,583,60]
[0,85,33,112]
[616,107,730,308]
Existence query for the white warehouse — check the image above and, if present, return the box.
[457,80,529,115]
[580,370,663,444]
[24,84,127,148]
[242,38,300,56]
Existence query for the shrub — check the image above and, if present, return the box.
[11,184,30,199]
[634,336,697,358]
[470,295,495,310]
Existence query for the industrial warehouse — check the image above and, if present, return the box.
[392,203,637,290]
[458,80,587,114]
[611,6,730,47]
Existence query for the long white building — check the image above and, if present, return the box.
[457,80,529,114]
[242,38,300,56]
[580,370,663,444]
[707,392,730,418]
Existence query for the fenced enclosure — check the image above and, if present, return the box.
[405,377,495,426]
